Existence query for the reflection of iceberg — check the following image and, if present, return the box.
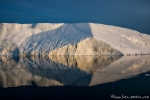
[0,56,93,88]
[0,55,150,88]
[90,56,150,86]
[49,56,121,72]
[49,55,150,86]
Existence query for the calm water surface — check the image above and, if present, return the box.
[0,55,150,99]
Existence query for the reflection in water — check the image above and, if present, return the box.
[90,56,150,86]
[0,55,150,88]
[49,56,121,72]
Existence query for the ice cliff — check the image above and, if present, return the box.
[0,23,150,55]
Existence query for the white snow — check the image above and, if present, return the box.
[0,23,150,55]
[89,23,150,55]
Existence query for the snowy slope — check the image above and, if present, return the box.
[0,23,150,55]
[90,23,150,55]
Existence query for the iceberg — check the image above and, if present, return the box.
[0,23,150,55]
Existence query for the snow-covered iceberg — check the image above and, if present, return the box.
[0,23,150,55]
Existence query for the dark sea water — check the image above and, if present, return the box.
[0,55,150,99]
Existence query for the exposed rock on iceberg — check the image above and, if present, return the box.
[49,37,122,55]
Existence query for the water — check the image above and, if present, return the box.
[0,55,150,99]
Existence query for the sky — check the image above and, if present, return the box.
[0,0,150,34]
